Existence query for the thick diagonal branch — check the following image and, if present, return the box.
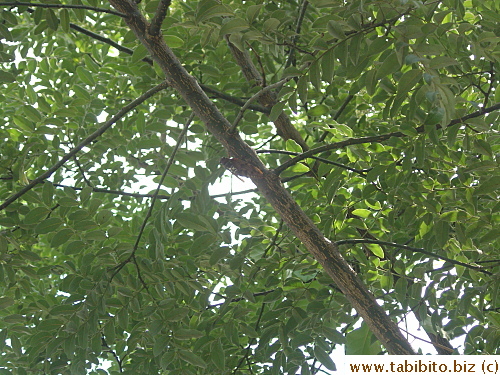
[108,0,415,355]
[226,39,309,151]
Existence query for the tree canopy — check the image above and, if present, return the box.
[0,0,499,373]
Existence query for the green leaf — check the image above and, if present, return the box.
[38,318,63,331]
[313,346,336,371]
[23,105,42,122]
[49,304,80,315]
[397,69,421,99]
[60,9,70,32]
[50,228,74,247]
[351,209,371,218]
[246,4,262,23]
[327,20,345,39]
[132,44,149,63]
[176,212,216,233]
[196,2,233,23]
[178,350,207,368]
[220,18,249,35]
[164,307,189,321]
[45,9,59,30]
[376,52,401,79]
[35,217,62,234]
[24,207,50,225]
[164,35,184,48]
[263,18,280,32]
[0,297,14,309]
[285,139,302,153]
[307,104,329,116]
[346,323,381,355]
[42,181,54,206]
[211,340,225,370]
[76,66,95,86]
[309,60,321,90]
[428,56,459,69]
[474,176,500,196]
[366,243,384,258]
[209,246,230,265]
[174,328,204,340]
[64,240,85,255]
[0,70,15,82]
[269,101,285,122]
[297,75,308,103]
[320,48,335,82]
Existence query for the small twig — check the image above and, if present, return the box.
[319,94,354,142]
[0,81,168,211]
[69,23,154,65]
[110,114,193,281]
[230,77,294,132]
[257,149,368,175]
[397,326,455,354]
[149,0,171,36]
[336,239,492,275]
[200,84,270,114]
[0,1,125,16]
[101,336,123,372]
[72,155,93,187]
[247,42,266,86]
[285,0,309,69]
[483,62,496,108]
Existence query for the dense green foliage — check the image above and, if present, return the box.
[0,0,499,373]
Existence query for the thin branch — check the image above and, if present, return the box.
[285,0,309,68]
[230,77,294,132]
[72,155,93,187]
[257,149,367,175]
[0,81,168,211]
[69,23,154,65]
[149,0,171,36]
[101,336,124,372]
[110,114,192,281]
[200,84,270,114]
[226,36,309,150]
[1,1,125,16]
[335,239,492,275]
[319,94,354,142]
[45,181,255,201]
[51,183,171,200]
[275,102,500,174]
[69,24,272,115]
[397,326,455,354]
[274,133,399,175]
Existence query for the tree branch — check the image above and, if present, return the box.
[225,37,309,150]
[257,149,367,175]
[149,0,171,36]
[68,23,274,115]
[110,114,192,282]
[319,94,354,142]
[200,84,270,113]
[108,0,416,354]
[335,239,492,275]
[0,1,124,16]
[69,23,154,65]
[276,102,500,174]
[230,77,294,132]
[0,81,168,211]
[285,0,309,68]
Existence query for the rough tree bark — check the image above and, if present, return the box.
[108,0,416,355]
